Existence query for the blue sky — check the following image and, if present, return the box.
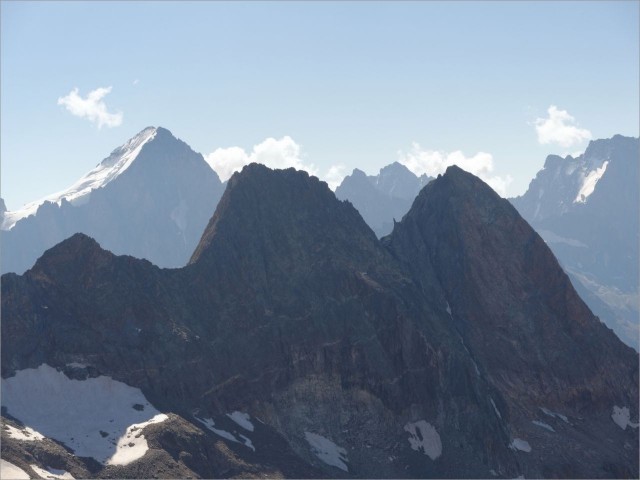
[2,1,638,210]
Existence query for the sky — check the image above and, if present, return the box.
[2,1,638,210]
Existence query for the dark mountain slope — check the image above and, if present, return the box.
[386,165,638,477]
[2,164,637,478]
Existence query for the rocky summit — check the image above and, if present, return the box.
[2,164,638,479]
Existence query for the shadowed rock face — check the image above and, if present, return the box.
[2,164,638,478]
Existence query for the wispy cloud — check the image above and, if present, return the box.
[398,144,513,196]
[534,105,591,148]
[57,87,123,128]
[132,79,140,86]
[205,136,345,189]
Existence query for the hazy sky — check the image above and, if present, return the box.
[2,1,638,210]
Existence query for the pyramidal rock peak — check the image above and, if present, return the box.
[1,126,224,274]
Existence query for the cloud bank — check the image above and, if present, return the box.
[534,105,591,148]
[398,143,512,196]
[57,87,123,128]
[206,136,346,189]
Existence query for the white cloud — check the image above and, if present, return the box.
[398,143,513,196]
[324,164,348,190]
[206,136,314,181]
[57,86,123,128]
[205,136,345,190]
[534,105,591,148]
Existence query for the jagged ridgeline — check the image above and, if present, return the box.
[2,164,638,479]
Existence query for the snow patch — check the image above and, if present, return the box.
[304,431,349,472]
[2,127,157,230]
[194,416,255,451]
[611,406,640,430]
[540,407,569,423]
[532,420,555,432]
[1,459,30,479]
[108,414,168,465]
[404,420,442,460]
[575,160,608,203]
[65,362,88,369]
[1,364,167,465]
[509,438,532,453]
[226,411,254,432]
[30,464,75,479]
[490,398,502,419]
[4,423,45,441]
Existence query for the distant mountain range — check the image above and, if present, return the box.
[511,135,639,350]
[335,162,433,237]
[1,127,224,274]
[1,129,637,353]
[3,164,637,479]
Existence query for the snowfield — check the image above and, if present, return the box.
[194,415,256,451]
[510,438,532,453]
[2,127,157,230]
[304,431,349,472]
[1,364,167,465]
[404,420,442,460]
[611,406,640,430]
[1,459,30,479]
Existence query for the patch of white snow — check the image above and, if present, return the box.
[4,424,45,441]
[509,438,532,453]
[304,431,349,472]
[65,362,88,369]
[238,434,255,451]
[194,416,255,450]
[404,420,442,460]
[108,413,168,465]
[226,411,254,432]
[540,407,569,423]
[30,464,75,479]
[532,420,555,432]
[1,459,30,479]
[611,406,640,430]
[1,364,167,465]
[575,161,609,203]
[490,398,502,419]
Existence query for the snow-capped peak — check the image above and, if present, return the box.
[2,127,158,230]
[574,160,609,203]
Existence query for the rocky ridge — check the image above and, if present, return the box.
[2,164,638,478]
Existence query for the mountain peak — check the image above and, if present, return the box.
[190,163,378,271]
